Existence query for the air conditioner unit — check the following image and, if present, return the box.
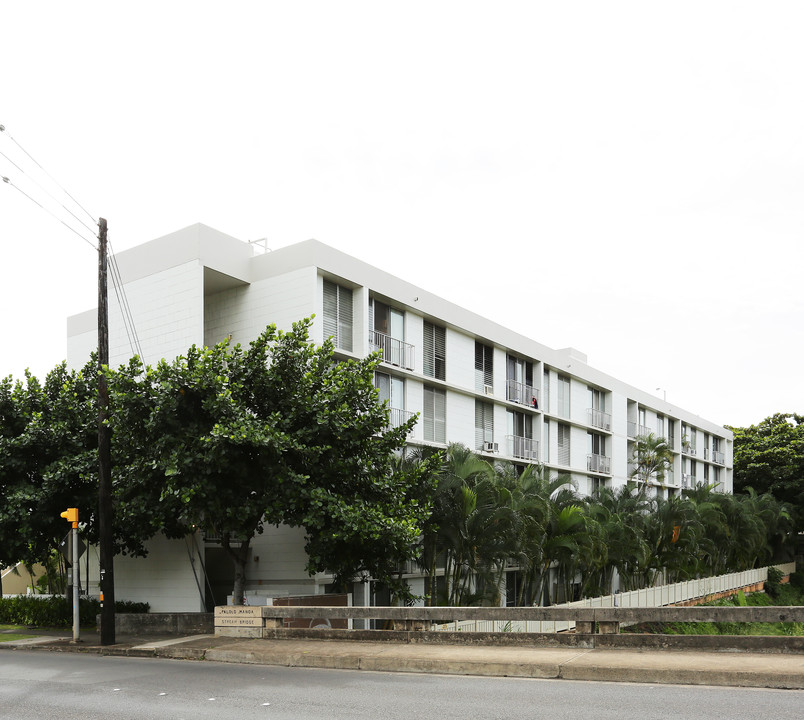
[484,385,494,396]
[483,441,499,453]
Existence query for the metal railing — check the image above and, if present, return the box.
[587,408,612,431]
[506,435,539,461]
[587,453,611,474]
[388,407,414,431]
[506,380,539,409]
[712,450,725,465]
[627,421,637,438]
[370,331,415,370]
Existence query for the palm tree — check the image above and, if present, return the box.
[630,432,673,487]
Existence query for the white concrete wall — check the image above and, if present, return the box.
[114,534,205,612]
[204,266,317,347]
[109,260,204,369]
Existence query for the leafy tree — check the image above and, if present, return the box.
[728,413,804,531]
[109,318,438,604]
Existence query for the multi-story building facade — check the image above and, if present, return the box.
[67,224,733,611]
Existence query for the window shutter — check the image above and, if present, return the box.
[558,423,570,466]
[323,280,338,343]
[337,284,353,352]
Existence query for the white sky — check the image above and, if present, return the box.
[1,1,802,429]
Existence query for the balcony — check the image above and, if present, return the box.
[587,453,611,474]
[507,435,539,461]
[388,407,415,432]
[627,421,637,438]
[370,331,415,370]
[682,473,696,488]
[587,407,612,431]
[506,380,540,410]
[712,450,725,465]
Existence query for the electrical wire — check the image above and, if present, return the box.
[1,175,97,250]
[0,124,96,226]
[109,240,145,361]
[1,146,97,237]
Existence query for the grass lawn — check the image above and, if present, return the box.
[0,633,36,642]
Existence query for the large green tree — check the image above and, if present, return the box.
[728,413,804,531]
[109,318,438,604]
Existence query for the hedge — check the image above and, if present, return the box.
[0,595,149,628]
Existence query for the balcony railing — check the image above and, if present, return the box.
[682,473,696,488]
[388,407,415,432]
[627,421,637,438]
[587,453,611,474]
[587,407,612,431]
[370,331,415,370]
[507,435,539,461]
[712,450,725,465]
[506,380,540,409]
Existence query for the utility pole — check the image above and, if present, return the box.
[97,217,115,645]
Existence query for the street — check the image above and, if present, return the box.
[1,650,803,719]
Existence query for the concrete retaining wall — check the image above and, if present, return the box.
[100,612,214,636]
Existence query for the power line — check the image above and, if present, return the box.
[0,124,96,226]
[1,147,98,238]
[108,240,144,362]
[1,175,97,251]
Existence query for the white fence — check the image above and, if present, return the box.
[434,562,796,634]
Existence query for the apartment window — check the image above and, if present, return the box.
[557,423,571,466]
[543,419,551,463]
[657,415,665,439]
[507,409,534,460]
[375,372,404,409]
[557,375,570,419]
[713,466,721,487]
[323,280,353,352]
[543,369,550,413]
[423,385,446,443]
[638,407,646,429]
[506,355,534,406]
[423,321,446,380]
[475,400,494,451]
[667,419,675,446]
[703,463,710,483]
[587,432,606,456]
[475,341,493,392]
[376,372,407,430]
[370,298,412,369]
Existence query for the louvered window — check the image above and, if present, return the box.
[423,321,446,380]
[557,375,570,418]
[423,385,446,443]
[557,423,570,466]
[475,400,494,450]
[323,280,353,351]
[475,342,493,392]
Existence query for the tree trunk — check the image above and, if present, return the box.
[222,535,251,606]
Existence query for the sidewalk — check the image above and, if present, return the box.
[2,629,804,690]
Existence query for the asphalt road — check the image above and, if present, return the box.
[2,650,803,720]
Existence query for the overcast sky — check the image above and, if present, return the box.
[1,2,802,429]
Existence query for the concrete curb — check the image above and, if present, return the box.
[3,634,804,689]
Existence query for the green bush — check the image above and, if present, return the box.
[765,566,784,599]
[0,596,149,628]
[789,571,804,592]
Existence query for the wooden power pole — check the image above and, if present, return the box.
[97,217,115,645]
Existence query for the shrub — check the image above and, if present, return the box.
[765,566,784,600]
[0,596,149,628]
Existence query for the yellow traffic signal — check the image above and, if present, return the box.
[60,508,79,525]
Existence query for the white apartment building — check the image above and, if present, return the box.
[67,224,733,611]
